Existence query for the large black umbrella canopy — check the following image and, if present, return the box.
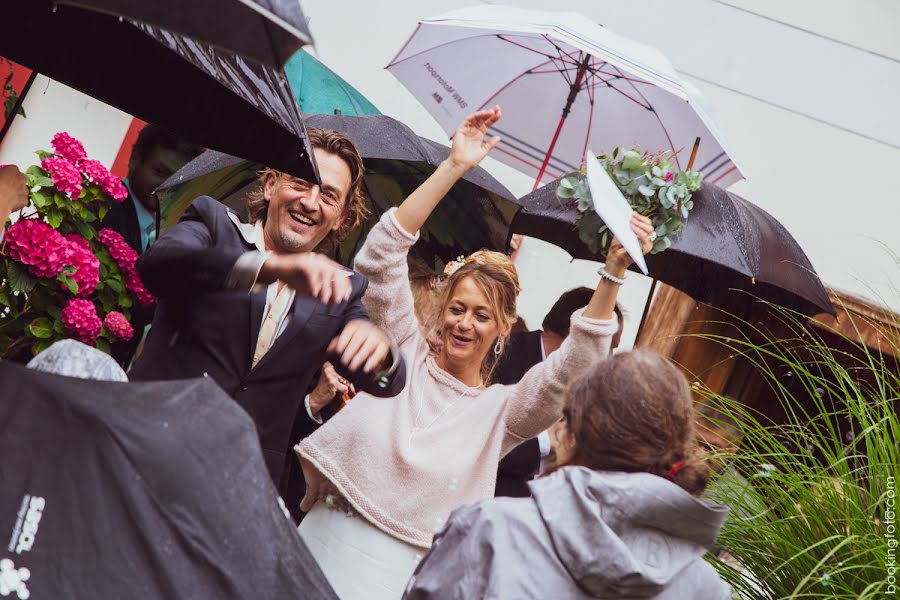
[59,0,313,68]
[0,0,317,183]
[511,181,836,318]
[0,362,337,598]
[156,113,520,269]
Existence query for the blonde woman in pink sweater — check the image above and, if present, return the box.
[296,107,655,599]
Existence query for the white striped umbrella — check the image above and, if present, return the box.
[387,6,744,189]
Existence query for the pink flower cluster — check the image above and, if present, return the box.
[61,298,102,344]
[51,132,88,164]
[41,156,83,200]
[62,234,100,297]
[78,158,128,203]
[5,219,69,278]
[103,311,133,342]
[98,228,139,275]
[125,272,154,308]
[97,228,154,308]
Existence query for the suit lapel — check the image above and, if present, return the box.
[251,293,320,373]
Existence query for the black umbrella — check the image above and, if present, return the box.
[0,0,317,182]
[156,113,521,269]
[59,0,313,68]
[0,361,337,599]
[511,180,836,318]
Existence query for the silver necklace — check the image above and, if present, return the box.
[408,376,482,449]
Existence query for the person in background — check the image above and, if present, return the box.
[0,165,28,241]
[494,289,624,497]
[295,107,655,599]
[404,350,731,600]
[103,124,203,255]
[101,125,202,366]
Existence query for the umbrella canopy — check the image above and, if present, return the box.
[0,0,318,183]
[511,181,835,318]
[58,0,313,68]
[285,50,381,116]
[388,5,743,189]
[0,361,337,599]
[156,113,520,269]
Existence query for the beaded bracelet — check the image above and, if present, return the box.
[597,267,626,285]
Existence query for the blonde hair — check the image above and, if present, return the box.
[438,250,520,382]
[244,127,370,253]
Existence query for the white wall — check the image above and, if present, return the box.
[0,76,131,169]
[299,0,900,348]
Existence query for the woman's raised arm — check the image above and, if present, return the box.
[394,107,502,236]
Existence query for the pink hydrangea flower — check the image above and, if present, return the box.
[4,218,69,278]
[80,159,127,203]
[100,173,128,202]
[125,271,155,308]
[80,159,110,185]
[103,311,134,342]
[61,234,100,297]
[61,298,102,344]
[97,228,139,276]
[51,132,87,164]
[41,156,83,200]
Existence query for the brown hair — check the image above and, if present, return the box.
[559,349,710,496]
[244,127,369,252]
[438,250,520,382]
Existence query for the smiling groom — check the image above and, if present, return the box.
[129,128,406,491]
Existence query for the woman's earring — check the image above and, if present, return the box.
[494,337,504,356]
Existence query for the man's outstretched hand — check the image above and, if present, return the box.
[0,165,28,224]
[259,252,352,305]
[326,319,391,374]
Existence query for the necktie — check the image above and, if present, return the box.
[252,284,292,368]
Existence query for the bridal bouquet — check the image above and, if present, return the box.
[556,148,703,255]
[0,132,153,360]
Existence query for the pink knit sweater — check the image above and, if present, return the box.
[297,209,617,548]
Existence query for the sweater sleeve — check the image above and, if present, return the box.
[501,309,618,453]
[352,208,422,348]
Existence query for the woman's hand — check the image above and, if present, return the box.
[446,106,502,173]
[604,212,655,276]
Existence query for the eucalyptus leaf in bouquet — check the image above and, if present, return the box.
[557,148,703,254]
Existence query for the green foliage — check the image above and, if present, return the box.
[692,306,898,599]
[556,148,703,256]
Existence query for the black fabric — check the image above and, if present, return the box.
[0,361,337,599]
[59,0,312,68]
[128,196,406,487]
[494,330,545,498]
[511,181,835,318]
[279,389,343,524]
[1,1,317,182]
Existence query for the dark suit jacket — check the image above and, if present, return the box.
[494,330,544,498]
[129,196,406,488]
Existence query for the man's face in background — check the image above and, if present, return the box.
[128,145,196,212]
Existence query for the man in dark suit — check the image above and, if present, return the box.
[129,128,406,498]
[101,125,202,366]
[494,288,623,497]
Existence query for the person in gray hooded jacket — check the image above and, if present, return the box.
[403,349,731,600]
